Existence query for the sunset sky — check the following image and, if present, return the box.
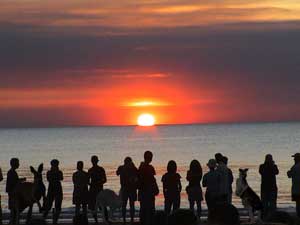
[1,0,300,127]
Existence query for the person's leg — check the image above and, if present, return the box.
[196,200,202,219]
[53,194,62,225]
[173,195,180,212]
[82,204,87,216]
[189,200,194,212]
[296,200,300,218]
[129,199,135,223]
[149,198,155,225]
[261,191,268,219]
[43,193,54,218]
[139,199,145,225]
[269,191,277,215]
[122,194,128,224]
[164,197,172,215]
[75,204,80,217]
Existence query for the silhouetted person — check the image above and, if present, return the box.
[161,160,182,215]
[138,151,158,225]
[6,158,26,225]
[73,161,89,217]
[186,159,203,219]
[88,155,107,222]
[0,167,3,225]
[116,157,138,224]
[43,159,63,225]
[223,156,234,204]
[259,154,279,219]
[287,153,300,218]
[203,159,220,212]
[215,153,230,204]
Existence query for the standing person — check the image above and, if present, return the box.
[161,160,182,215]
[259,154,279,219]
[6,158,26,225]
[88,155,107,222]
[43,159,64,225]
[215,153,229,204]
[116,157,138,224]
[202,159,220,212]
[138,151,158,225]
[287,153,300,218]
[223,156,234,204]
[0,167,3,225]
[72,161,89,217]
[186,159,203,219]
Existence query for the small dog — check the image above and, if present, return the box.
[93,189,122,224]
[236,168,263,223]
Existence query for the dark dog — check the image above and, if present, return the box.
[236,168,263,223]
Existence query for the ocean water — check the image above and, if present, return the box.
[0,122,300,210]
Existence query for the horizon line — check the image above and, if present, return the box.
[0,119,299,129]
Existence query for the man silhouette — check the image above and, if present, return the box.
[73,161,89,217]
[287,153,300,218]
[138,151,158,225]
[88,155,108,222]
[6,158,26,225]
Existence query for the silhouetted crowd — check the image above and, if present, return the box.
[1,151,300,225]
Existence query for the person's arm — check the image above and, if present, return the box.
[259,164,263,175]
[72,173,75,185]
[274,165,279,175]
[0,168,3,182]
[186,171,191,182]
[178,176,182,192]
[202,174,207,187]
[116,166,121,176]
[102,168,107,184]
[59,171,64,181]
[287,166,294,178]
[229,169,234,184]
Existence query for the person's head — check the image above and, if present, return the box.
[91,155,99,166]
[168,209,198,225]
[50,159,59,168]
[10,158,19,169]
[207,159,217,170]
[189,159,201,173]
[292,153,300,164]
[264,154,274,164]
[124,157,132,166]
[215,153,224,164]
[167,160,177,174]
[77,161,84,171]
[144,151,153,164]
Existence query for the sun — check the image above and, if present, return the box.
[137,113,156,126]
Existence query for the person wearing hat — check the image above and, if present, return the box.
[43,159,64,225]
[202,159,221,212]
[259,154,279,219]
[288,153,300,218]
[88,155,107,222]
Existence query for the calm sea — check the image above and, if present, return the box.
[0,122,300,210]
